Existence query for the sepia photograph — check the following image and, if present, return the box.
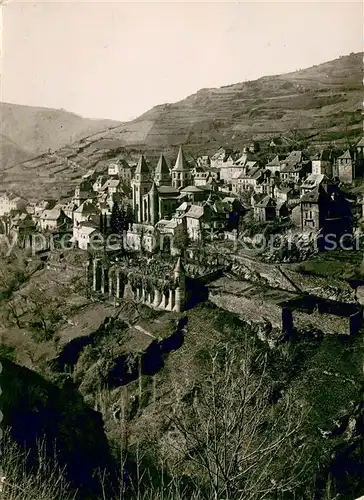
[0,0,363,498]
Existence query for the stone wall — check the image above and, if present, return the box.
[229,255,298,291]
[289,308,361,335]
[91,259,185,312]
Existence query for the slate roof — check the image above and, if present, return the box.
[40,209,65,220]
[276,186,294,194]
[238,165,262,180]
[300,187,321,203]
[157,186,180,195]
[176,202,190,212]
[311,149,333,162]
[180,185,203,193]
[184,205,204,219]
[338,150,353,160]
[266,155,281,167]
[155,154,170,175]
[255,196,276,208]
[75,201,99,214]
[135,155,150,175]
[78,224,99,236]
[173,147,190,171]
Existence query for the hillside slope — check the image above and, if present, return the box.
[85,51,363,153]
[0,102,121,170]
[1,52,362,200]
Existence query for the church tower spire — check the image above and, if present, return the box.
[131,154,151,223]
[172,146,192,189]
[154,154,171,186]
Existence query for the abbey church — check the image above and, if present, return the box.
[127,146,233,253]
[131,146,193,225]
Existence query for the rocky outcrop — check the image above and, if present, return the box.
[0,357,114,498]
[80,316,188,394]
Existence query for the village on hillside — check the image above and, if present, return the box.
[1,135,363,254]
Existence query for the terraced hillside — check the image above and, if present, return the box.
[1,52,362,200]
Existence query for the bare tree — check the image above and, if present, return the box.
[22,287,61,341]
[169,342,312,500]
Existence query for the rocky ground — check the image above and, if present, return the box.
[0,247,363,499]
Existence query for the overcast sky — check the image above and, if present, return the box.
[2,1,363,121]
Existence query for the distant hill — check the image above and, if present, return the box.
[84,51,363,154]
[1,52,362,200]
[0,102,121,170]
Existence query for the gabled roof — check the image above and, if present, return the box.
[251,193,266,204]
[356,137,364,148]
[255,195,276,208]
[184,205,204,219]
[155,154,170,175]
[338,149,353,160]
[300,187,321,203]
[117,158,131,168]
[173,146,190,171]
[82,169,96,179]
[75,201,99,214]
[222,196,238,204]
[105,179,120,188]
[276,186,294,194]
[135,155,150,175]
[157,186,180,195]
[211,147,235,161]
[40,209,66,220]
[311,149,333,162]
[234,152,256,166]
[266,155,281,167]
[238,165,262,180]
[176,202,190,212]
[78,224,99,236]
[300,173,326,188]
[180,185,203,193]
[281,162,305,173]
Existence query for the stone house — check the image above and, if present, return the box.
[9,213,36,245]
[335,150,356,183]
[311,149,334,177]
[0,192,28,216]
[183,205,205,241]
[265,155,284,176]
[300,187,325,232]
[300,173,327,195]
[39,209,72,232]
[74,223,102,251]
[279,151,311,185]
[180,185,206,204]
[73,180,96,207]
[210,147,238,171]
[93,175,109,193]
[193,171,213,186]
[197,155,211,168]
[54,201,77,221]
[254,196,276,222]
[300,184,351,241]
[232,164,263,193]
[108,159,133,186]
[274,185,298,205]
